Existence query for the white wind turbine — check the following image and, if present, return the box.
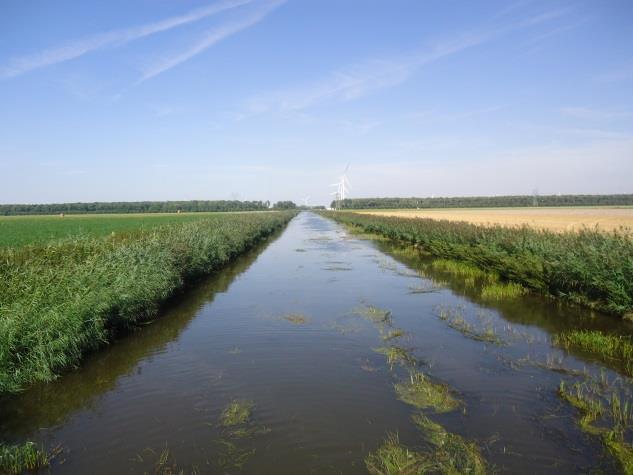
[301,196,310,207]
[329,164,351,209]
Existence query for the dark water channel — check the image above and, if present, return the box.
[1,212,631,473]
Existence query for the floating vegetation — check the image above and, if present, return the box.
[295,248,307,252]
[361,359,380,372]
[227,425,272,439]
[412,413,487,474]
[323,266,353,271]
[394,371,460,413]
[374,346,417,370]
[382,329,407,342]
[437,305,503,345]
[365,433,431,475]
[215,440,256,472]
[0,442,52,474]
[558,379,633,473]
[480,282,527,300]
[228,347,242,355]
[220,399,254,427]
[132,446,198,475]
[354,305,393,326]
[553,330,633,377]
[283,313,310,325]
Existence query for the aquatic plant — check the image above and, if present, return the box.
[436,305,503,345]
[374,346,417,370]
[220,399,255,427]
[365,433,431,475]
[283,313,310,325]
[480,282,527,300]
[321,211,633,317]
[0,442,51,474]
[558,379,633,473]
[412,413,487,474]
[0,211,296,393]
[355,305,393,326]
[382,329,407,342]
[394,371,460,413]
[553,330,633,377]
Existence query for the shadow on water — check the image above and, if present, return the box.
[0,229,282,443]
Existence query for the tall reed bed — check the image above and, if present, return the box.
[321,212,633,318]
[0,212,295,393]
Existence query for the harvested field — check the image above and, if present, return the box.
[355,207,633,233]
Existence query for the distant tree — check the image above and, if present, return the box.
[272,201,297,209]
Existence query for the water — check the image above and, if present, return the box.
[1,212,630,473]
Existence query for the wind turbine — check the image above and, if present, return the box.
[329,164,351,209]
[301,196,310,208]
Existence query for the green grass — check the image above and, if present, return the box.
[394,371,461,413]
[365,433,432,475]
[0,442,50,474]
[0,211,296,393]
[321,211,633,317]
[0,212,252,248]
[412,413,487,474]
[374,346,417,370]
[553,330,633,377]
[480,282,527,300]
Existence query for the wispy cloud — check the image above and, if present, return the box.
[0,0,255,79]
[239,7,569,118]
[595,64,633,84]
[138,0,285,83]
[240,31,496,118]
[561,106,633,121]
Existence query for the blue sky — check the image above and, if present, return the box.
[1,0,632,205]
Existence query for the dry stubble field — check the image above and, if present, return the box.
[355,207,633,233]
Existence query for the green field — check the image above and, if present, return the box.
[0,212,270,248]
[0,211,296,393]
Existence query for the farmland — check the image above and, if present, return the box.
[0,212,276,248]
[354,206,633,233]
[322,211,633,318]
[0,211,296,393]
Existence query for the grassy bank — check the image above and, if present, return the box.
[0,212,296,393]
[321,211,633,318]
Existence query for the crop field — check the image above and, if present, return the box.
[0,211,275,248]
[323,211,633,318]
[354,207,633,233]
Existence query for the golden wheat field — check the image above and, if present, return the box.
[355,207,633,233]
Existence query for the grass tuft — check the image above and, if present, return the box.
[220,399,255,427]
[0,442,51,474]
[283,313,310,325]
[480,282,527,300]
[553,330,633,377]
[394,371,460,413]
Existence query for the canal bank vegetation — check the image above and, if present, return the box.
[322,212,633,318]
[0,211,296,394]
[0,442,53,474]
[553,330,633,377]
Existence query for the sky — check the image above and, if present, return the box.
[1,0,632,206]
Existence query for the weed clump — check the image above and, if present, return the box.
[394,371,460,413]
[220,399,255,427]
[0,442,51,474]
[283,313,310,325]
[412,414,487,474]
[374,346,417,370]
[365,433,431,475]
[481,282,527,300]
[553,330,633,377]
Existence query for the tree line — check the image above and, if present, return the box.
[0,200,280,216]
[332,194,633,209]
